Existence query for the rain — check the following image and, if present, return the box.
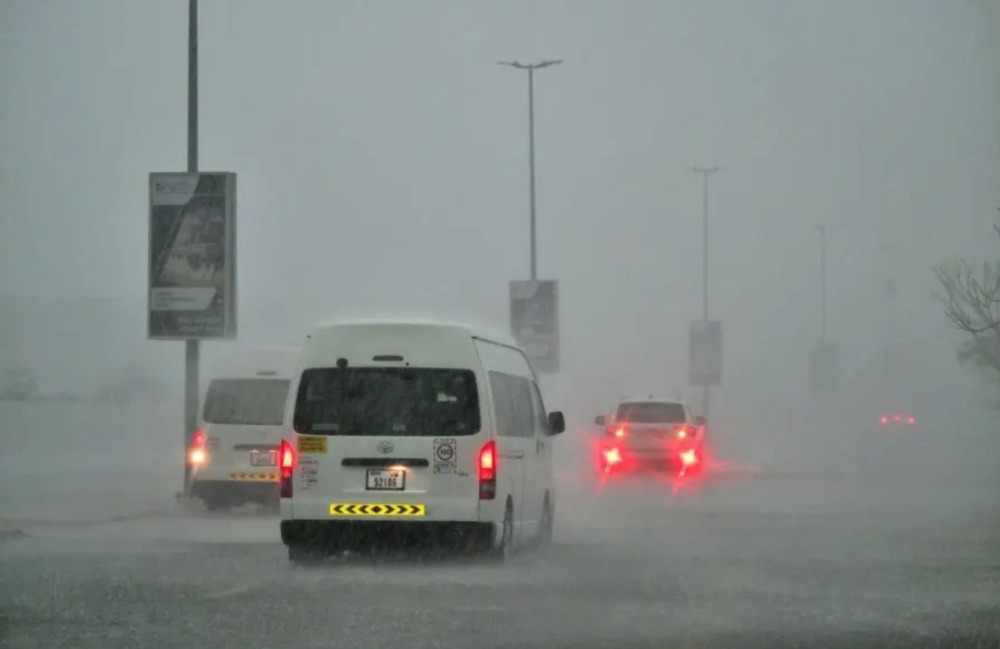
[2,1,999,647]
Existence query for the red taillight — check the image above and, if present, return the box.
[604,448,622,465]
[880,416,888,425]
[907,416,916,425]
[676,426,688,439]
[188,429,207,465]
[607,426,626,438]
[478,440,497,500]
[279,439,296,498]
[680,449,698,466]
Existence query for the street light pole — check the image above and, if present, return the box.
[183,0,200,491]
[690,166,719,421]
[500,59,563,280]
[815,224,828,341]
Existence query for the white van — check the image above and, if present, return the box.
[189,349,298,511]
[278,320,566,563]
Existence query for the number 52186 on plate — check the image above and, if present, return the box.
[366,469,405,491]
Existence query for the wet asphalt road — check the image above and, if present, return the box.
[2,450,999,649]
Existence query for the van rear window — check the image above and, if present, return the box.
[203,379,290,425]
[293,368,480,437]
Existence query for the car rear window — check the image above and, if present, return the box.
[615,401,687,424]
[293,367,480,436]
[203,379,291,425]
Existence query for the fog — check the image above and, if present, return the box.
[2,1,999,646]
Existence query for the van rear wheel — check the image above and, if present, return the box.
[488,500,514,562]
[288,543,322,565]
[537,496,553,548]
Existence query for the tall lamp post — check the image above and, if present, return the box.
[499,59,563,280]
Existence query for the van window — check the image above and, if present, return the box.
[489,372,534,438]
[203,379,290,425]
[293,367,480,436]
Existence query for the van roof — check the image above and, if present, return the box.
[311,318,518,348]
[206,347,301,379]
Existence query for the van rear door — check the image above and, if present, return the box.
[290,366,485,521]
[202,378,289,475]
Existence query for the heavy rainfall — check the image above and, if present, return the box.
[1,1,999,648]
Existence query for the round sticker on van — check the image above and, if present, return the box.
[435,441,455,462]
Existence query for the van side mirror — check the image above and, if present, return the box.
[594,415,606,426]
[694,415,706,426]
[548,411,566,435]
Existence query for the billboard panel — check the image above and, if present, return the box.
[811,340,840,392]
[689,320,723,387]
[148,172,237,340]
[510,280,559,373]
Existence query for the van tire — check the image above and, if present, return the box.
[537,495,553,548]
[489,499,514,562]
[288,544,322,565]
[204,496,230,512]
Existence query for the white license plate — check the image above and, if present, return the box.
[366,469,405,491]
[250,450,277,467]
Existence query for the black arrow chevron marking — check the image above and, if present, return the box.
[328,503,427,516]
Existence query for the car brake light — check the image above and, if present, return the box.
[479,440,496,500]
[279,439,296,498]
[188,429,207,465]
[676,427,687,439]
[604,448,622,465]
[907,416,916,425]
[680,449,698,466]
[880,416,888,425]
[607,425,626,438]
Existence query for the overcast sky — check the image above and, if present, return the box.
[1,0,998,413]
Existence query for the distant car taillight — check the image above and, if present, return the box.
[604,448,622,465]
[680,449,698,466]
[607,425,626,438]
[675,426,688,439]
[188,429,207,465]
[478,440,497,500]
[279,439,296,499]
[907,416,916,425]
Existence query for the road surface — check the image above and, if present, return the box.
[1,403,998,647]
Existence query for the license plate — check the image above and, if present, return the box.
[250,450,277,467]
[366,469,405,491]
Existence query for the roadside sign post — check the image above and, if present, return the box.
[689,319,723,390]
[148,171,237,492]
[510,280,559,374]
[810,340,839,393]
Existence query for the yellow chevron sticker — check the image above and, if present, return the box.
[328,503,426,517]
[228,473,279,482]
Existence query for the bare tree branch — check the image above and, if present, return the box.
[935,225,1000,383]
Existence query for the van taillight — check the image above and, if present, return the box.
[188,429,207,465]
[478,440,497,500]
[279,439,296,498]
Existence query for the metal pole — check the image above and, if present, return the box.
[184,0,200,490]
[818,225,827,341]
[701,172,709,422]
[691,167,718,420]
[499,59,561,280]
[528,68,537,281]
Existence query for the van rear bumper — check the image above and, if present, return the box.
[280,519,498,553]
